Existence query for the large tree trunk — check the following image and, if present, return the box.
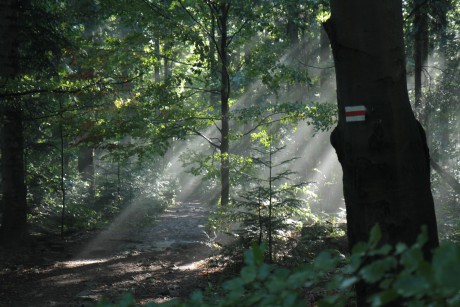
[0,0,29,245]
[0,0,20,78]
[1,104,28,244]
[324,0,439,304]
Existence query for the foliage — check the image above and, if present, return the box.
[230,140,314,261]
[29,177,102,233]
[0,0,341,238]
[287,217,346,264]
[402,0,460,242]
[98,225,460,307]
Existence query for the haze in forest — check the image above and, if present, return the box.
[0,0,459,268]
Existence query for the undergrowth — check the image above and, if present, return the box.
[98,225,460,307]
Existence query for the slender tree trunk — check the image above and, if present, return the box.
[78,146,95,200]
[154,37,161,83]
[0,0,29,245]
[436,1,450,157]
[268,140,273,263]
[59,100,66,239]
[218,3,230,207]
[414,0,429,121]
[286,3,299,47]
[319,26,331,101]
[257,187,263,245]
[164,43,171,79]
[324,0,438,304]
[209,8,219,109]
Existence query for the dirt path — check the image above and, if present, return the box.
[0,202,222,307]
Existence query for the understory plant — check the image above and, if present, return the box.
[231,138,314,262]
[98,225,460,307]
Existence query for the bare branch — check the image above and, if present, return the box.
[191,127,221,149]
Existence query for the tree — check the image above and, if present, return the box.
[210,1,231,207]
[234,137,308,263]
[0,0,28,244]
[413,0,429,120]
[324,0,439,304]
[1,0,88,243]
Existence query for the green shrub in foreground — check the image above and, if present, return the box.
[98,225,460,307]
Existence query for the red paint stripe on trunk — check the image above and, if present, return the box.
[346,111,366,116]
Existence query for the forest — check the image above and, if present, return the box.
[1,0,460,306]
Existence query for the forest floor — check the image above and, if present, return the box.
[0,202,233,307]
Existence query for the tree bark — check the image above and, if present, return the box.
[78,146,95,200]
[324,0,439,304]
[319,26,331,100]
[209,8,219,109]
[1,104,28,244]
[0,0,29,245]
[0,0,20,77]
[154,37,161,83]
[218,3,230,207]
[286,3,299,47]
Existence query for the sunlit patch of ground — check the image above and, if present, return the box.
[57,258,110,268]
[175,259,207,271]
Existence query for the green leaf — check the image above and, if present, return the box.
[266,277,287,293]
[257,263,271,280]
[393,274,430,297]
[339,276,359,289]
[318,294,346,307]
[245,292,265,306]
[345,252,365,273]
[406,302,425,307]
[282,292,298,307]
[243,249,255,266]
[286,271,308,288]
[190,290,203,302]
[413,226,428,249]
[252,243,266,266]
[313,251,338,271]
[369,244,392,256]
[360,257,397,284]
[223,278,245,300]
[352,242,369,255]
[400,248,425,273]
[369,289,399,306]
[395,243,408,255]
[369,224,382,248]
[241,266,257,283]
[432,243,460,294]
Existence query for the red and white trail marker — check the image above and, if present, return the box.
[345,105,366,122]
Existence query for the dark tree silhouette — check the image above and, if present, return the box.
[0,0,28,244]
[324,0,439,304]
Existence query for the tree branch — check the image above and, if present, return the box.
[0,74,143,99]
[191,128,221,149]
